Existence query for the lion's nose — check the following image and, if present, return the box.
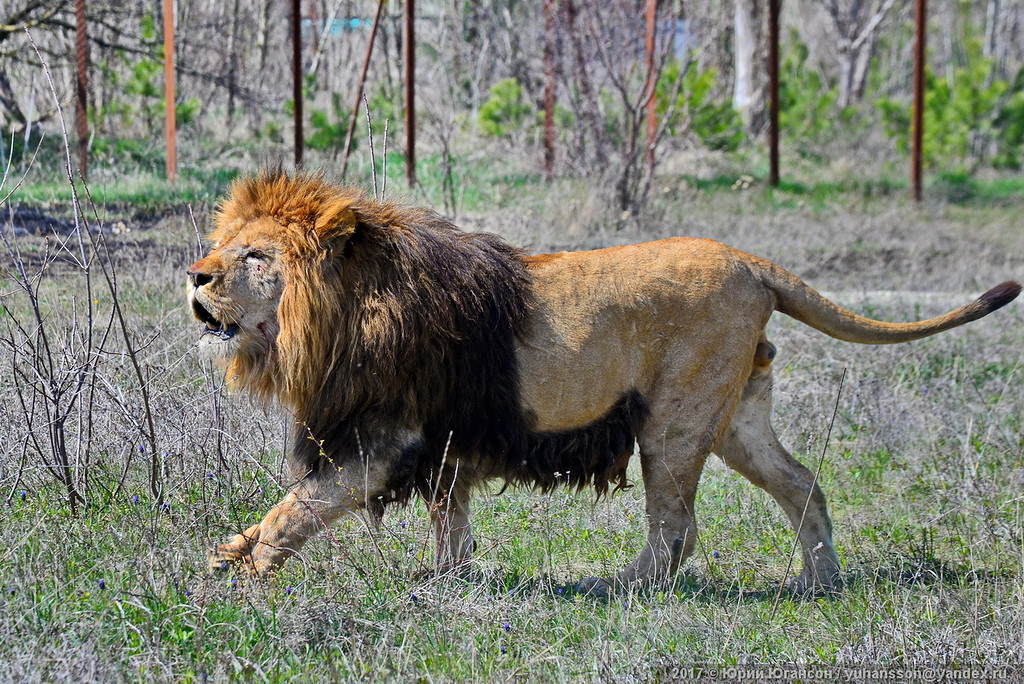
[187,267,214,288]
[186,258,218,287]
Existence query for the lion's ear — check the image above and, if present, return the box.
[316,203,359,245]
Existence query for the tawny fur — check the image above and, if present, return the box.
[189,170,1020,592]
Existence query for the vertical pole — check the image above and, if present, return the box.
[340,0,386,180]
[75,0,88,181]
[163,0,176,184]
[912,0,926,202]
[405,0,416,184]
[292,0,304,168]
[542,0,556,180]
[768,0,780,187]
[643,0,658,172]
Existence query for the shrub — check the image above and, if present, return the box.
[656,59,744,152]
[479,78,533,138]
[878,32,1021,171]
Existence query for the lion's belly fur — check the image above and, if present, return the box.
[519,238,775,435]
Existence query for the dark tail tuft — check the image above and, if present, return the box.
[979,281,1022,313]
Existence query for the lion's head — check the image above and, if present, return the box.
[186,171,370,404]
[186,170,537,487]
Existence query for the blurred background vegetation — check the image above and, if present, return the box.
[0,0,1022,214]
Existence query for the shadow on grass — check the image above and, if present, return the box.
[849,555,1014,589]
[414,555,1012,609]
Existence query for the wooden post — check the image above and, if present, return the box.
[542,0,556,180]
[912,0,927,202]
[340,0,386,180]
[768,0,781,187]
[75,0,88,181]
[292,0,304,168]
[163,0,176,184]
[405,0,416,183]
[643,0,658,172]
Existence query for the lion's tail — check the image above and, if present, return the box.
[758,261,1021,345]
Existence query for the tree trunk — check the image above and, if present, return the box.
[0,70,26,128]
[733,0,767,134]
[226,0,242,124]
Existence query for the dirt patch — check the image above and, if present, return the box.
[2,204,162,238]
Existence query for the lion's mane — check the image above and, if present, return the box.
[212,170,648,503]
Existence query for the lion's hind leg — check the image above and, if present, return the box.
[577,395,738,596]
[714,369,842,594]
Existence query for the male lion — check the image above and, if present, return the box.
[188,170,1019,594]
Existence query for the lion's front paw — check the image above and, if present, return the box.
[207,534,256,575]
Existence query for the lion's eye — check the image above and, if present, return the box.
[244,250,268,262]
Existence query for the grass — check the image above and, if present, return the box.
[1,152,1023,681]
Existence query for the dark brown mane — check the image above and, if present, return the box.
[215,170,647,503]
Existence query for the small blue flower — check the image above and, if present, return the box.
[500,645,507,654]
[220,562,227,571]
[502,622,511,632]
[206,473,215,480]
[8,587,14,596]
[98,579,105,590]
[231,578,238,587]
[399,520,407,529]
[131,495,139,504]
[410,593,417,602]
[184,590,192,597]
[712,550,720,559]
[556,587,564,595]
[19,491,26,501]
[138,445,145,453]
[285,586,293,595]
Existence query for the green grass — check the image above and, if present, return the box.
[8,166,238,214]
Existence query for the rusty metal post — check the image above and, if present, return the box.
[543,0,556,180]
[292,0,304,168]
[163,0,176,184]
[75,0,88,181]
[340,0,386,180]
[643,0,658,172]
[405,0,416,183]
[768,0,781,187]
[912,0,926,202]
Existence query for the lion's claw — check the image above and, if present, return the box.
[207,537,256,575]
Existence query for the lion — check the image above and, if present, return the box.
[187,170,1020,594]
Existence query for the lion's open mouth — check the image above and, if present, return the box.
[192,299,239,340]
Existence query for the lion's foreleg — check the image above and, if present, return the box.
[429,482,475,572]
[208,478,348,576]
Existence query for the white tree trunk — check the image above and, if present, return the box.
[733,0,757,128]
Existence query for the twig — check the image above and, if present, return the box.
[380,118,388,201]
[363,93,378,199]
